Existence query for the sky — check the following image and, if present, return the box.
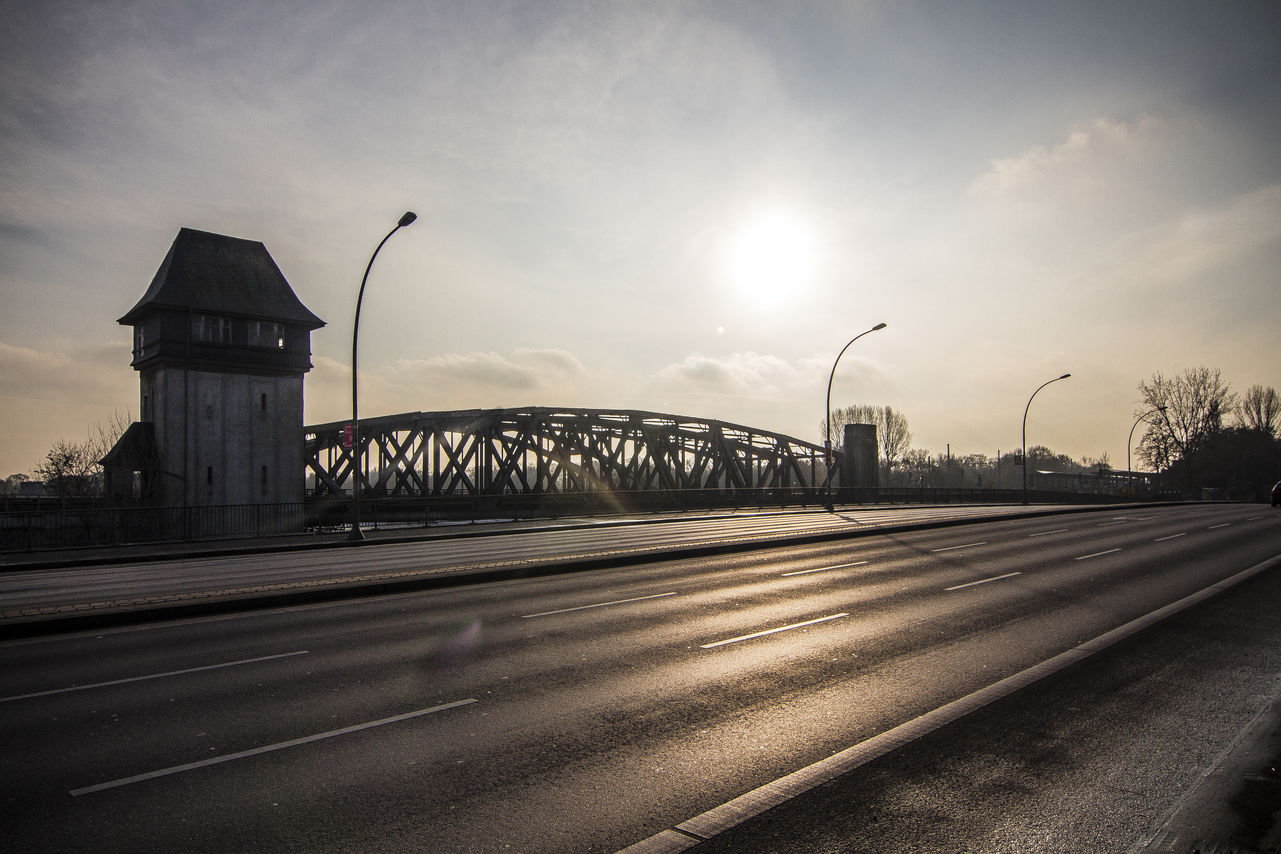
[2,0,1279,477]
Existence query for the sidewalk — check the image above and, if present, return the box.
[0,506,779,571]
[1,504,1102,638]
[3,501,1089,572]
[2,502,1182,644]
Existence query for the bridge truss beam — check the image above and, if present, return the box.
[304,407,837,497]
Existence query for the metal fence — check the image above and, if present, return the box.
[0,503,306,553]
[0,487,1142,553]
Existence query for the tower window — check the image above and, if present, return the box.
[193,314,231,344]
[260,392,268,417]
[249,321,285,349]
[206,466,214,486]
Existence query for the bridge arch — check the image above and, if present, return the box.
[304,407,840,497]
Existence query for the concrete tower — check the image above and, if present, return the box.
[113,228,324,507]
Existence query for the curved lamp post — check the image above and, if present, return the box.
[349,211,417,542]
[1127,405,1167,493]
[824,322,887,510]
[1021,373,1070,505]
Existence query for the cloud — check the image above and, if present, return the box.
[303,348,596,425]
[0,340,133,404]
[393,348,587,391]
[968,116,1158,202]
[3,2,1278,473]
[643,350,898,441]
[1132,184,1281,285]
[652,351,798,396]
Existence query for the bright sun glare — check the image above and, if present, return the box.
[724,210,817,307]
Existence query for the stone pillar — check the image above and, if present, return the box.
[841,423,879,499]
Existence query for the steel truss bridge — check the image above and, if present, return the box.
[304,407,839,500]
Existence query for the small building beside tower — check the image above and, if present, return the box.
[105,228,324,509]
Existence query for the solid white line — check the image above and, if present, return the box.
[1097,520,1129,526]
[1208,523,1232,530]
[70,698,477,796]
[1154,532,1187,542]
[0,651,310,704]
[782,561,868,577]
[520,592,677,618]
[1076,548,1122,561]
[932,542,987,553]
[945,572,1021,591]
[700,613,850,649]
[617,554,1281,854]
[1028,529,1069,537]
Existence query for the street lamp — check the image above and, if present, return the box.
[1022,373,1070,505]
[349,211,417,542]
[824,322,887,510]
[1127,406,1167,493]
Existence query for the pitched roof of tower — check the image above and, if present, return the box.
[118,228,324,328]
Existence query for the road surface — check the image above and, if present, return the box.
[1,503,1277,852]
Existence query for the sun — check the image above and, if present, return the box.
[724,210,817,307]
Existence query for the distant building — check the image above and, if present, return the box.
[105,228,325,507]
[18,481,47,499]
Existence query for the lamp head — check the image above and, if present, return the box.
[398,211,418,227]
[872,322,888,331]
[1059,373,1071,379]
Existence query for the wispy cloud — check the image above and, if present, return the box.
[392,348,588,392]
[652,352,801,396]
[305,347,596,424]
[1134,184,1281,286]
[968,117,1157,200]
[0,341,133,403]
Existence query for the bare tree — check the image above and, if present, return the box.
[33,410,133,498]
[822,405,878,448]
[1237,384,1279,437]
[877,405,912,472]
[35,439,102,497]
[823,404,913,475]
[1136,367,1237,475]
[1082,452,1112,474]
[1136,425,1178,474]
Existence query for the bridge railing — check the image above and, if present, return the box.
[303,487,834,531]
[303,486,1130,532]
[0,502,307,553]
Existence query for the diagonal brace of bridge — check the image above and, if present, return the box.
[305,407,840,497]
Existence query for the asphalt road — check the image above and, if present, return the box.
[684,546,1281,854]
[1,503,1278,852]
